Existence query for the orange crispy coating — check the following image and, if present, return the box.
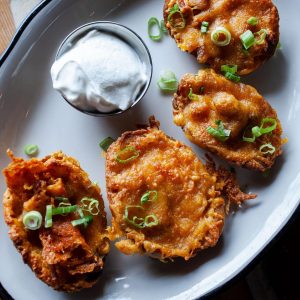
[2,151,110,292]
[173,69,283,172]
[106,118,255,261]
[164,0,279,75]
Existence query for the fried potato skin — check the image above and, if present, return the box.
[2,151,110,292]
[173,69,283,172]
[164,0,279,75]
[106,119,254,260]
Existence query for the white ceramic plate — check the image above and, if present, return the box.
[0,0,299,299]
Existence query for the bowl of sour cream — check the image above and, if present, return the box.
[51,21,153,116]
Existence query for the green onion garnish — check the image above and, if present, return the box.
[243,118,277,143]
[201,21,209,33]
[23,211,42,230]
[240,30,255,50]
[160,20,168,34]
[54,196,69,203]
[99,137,115,152]
[52,205,77,215]
[221,64,238,74]
[211,27,231,46]
[45,205,53,228]
[24,144,39,157]
[81,197,100,216]
[116,146,140,163]
[188,88,199,101]
[144,214,159,227]
[141,190,158,204]
[199,86,205,94]
[124,205,145,229]
[124,205,159,229]
[157,70,178,92]
[255,29,267,45]
[221,64,240,83]
[224,72,241,83]
[71,216,93,227]
[259,143,276,155]
[207,120,231,142]
[148,17,162,41]
[167,4,186,29]
[247,17,259,26]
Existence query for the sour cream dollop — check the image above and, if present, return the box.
[51,30,147,113]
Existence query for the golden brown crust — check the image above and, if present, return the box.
[2,151,110,292]
[106,118,254,261]
[164,0,280,75]
[173,69,283,172]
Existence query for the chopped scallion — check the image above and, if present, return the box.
[45,205,53,228]
[72,216,93,227]
[148,17,162,41]
[141,190,158,204]
[116,146,140,163]
[207,120,231,142]
[124,205,145,229]
[157,70,178,92]
[99,137,115,152]
[167,4,186,29]
[188,88,199,101]
[160,20,168,34]
[144,214,159,227]
[211,27,231,46]
[259,143,276,155]
[23,211,42,230]
[24,144,39,157]
[81,197,100,216]
[54,196,69,203]
[201,21,209,33]
[240,30,255,50]
[247,17,259,26]
[224,72,241,83]
[52,205,77,215]
[243,118,277,143]
[255,29,267,45]
[221,64,240,83]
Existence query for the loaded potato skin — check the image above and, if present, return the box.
[2,151,110,292]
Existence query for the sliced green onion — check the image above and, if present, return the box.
[72,216,93,227]
[247,17,259,26]
[52,205,77,215]
[201,21,209,33]
[243,118,277,143]
[116,146,140,163]
[224,72,241,83]
[242,47,250,56]
[54,196,69,203]
[199,86,205,94]
[24,144,39,157]
[255,29,267,45]
[260,118,277,134]
[45,205,53,228]
[160,20,168,34]
[167,4,186,29]
[260,143,276,155]
[124,205,145,229]
[240,30,255,50]
[211,27,231,46]
[221,64,238,74]
[23,211,42,230]
[99,137,115,152]
[141,190,158,204]
[148,17,162,41]
[207,120,231,142]
[157,70,178,92]
[144,214,159,227]
[81,197,100,216]
[188,88,199,101]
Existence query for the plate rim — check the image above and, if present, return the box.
[0,0,299,299]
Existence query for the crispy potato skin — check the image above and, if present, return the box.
[106,119,254,260]
[164,0,279,75]
[2,152,110,292]
[173,69,283,172]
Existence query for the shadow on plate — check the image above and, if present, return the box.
[243,51,288,96]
